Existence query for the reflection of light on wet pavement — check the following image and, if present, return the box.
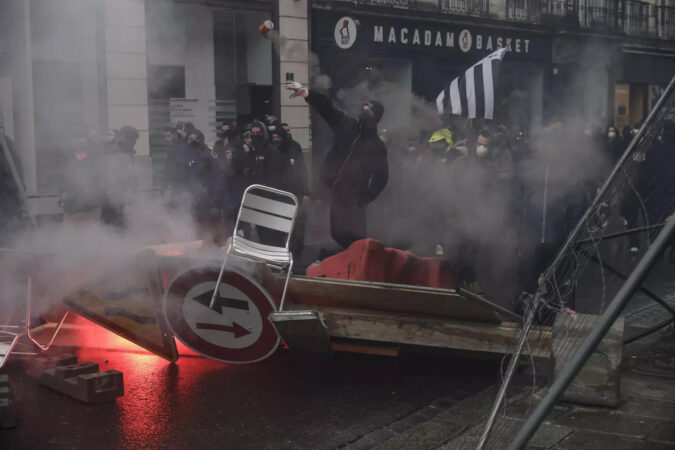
[73,314,228,448]
[72,312,198,356]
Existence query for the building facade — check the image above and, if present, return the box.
[0,0,672,215]
[309,0,675,133]
[0,0,308,215]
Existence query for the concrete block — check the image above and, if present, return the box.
[279,0,308,19]
[31,353,78,373]
[107,78,149,106]
[553,313,624,407]
[105,0,146,27]
[279,16,308,41]
[39,362,124,404]
[106,52,148,80]
[0,377,15,429]
[106,25,146,54]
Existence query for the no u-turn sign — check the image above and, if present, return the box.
[163,267,280,364]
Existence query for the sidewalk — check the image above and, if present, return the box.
[340,303,675,450]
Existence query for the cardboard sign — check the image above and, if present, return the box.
[63,251,178,362]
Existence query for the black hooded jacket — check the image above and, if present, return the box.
[241,120,282,189]
[306,91,388,205]
[276,132,309,198]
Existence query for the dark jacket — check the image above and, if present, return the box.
[217,137,249,218]
[306,91,388,206]
[241,121,283,189]
[165,139,192,194]
[277,136,309,198]
[60,152,105,214]
[182,142,221,214]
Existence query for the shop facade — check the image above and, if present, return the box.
[310,5,554,144]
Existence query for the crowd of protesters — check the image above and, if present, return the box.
[1,87,673,306]
[378,113,675,296]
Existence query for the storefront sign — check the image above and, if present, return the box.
[316,10,551,62]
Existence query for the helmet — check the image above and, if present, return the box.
[428,128,453,147]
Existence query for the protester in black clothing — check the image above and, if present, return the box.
[237,120,284,245]
[59,138,104,225]
[287,82,389,249]
[100,126,138,229]
[213,120,238,158]
[163,127,190,203]
[217,127,249,234]
[183,129,224,246]
[271,124,310,255]
[243,120,282,188]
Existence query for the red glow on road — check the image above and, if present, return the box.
[71,314,198,356]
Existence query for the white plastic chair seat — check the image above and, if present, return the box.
[232,236,292,264]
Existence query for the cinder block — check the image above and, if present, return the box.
[0,376,15,429]
[39,362,124,404]
[32,353,78,373]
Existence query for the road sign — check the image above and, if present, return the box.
[163,266,280,364]
[63,251,178,362]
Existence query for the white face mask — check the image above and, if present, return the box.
[476,144,489,158]
[608,132,617,139]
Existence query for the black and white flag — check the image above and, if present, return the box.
[436,48,507,120]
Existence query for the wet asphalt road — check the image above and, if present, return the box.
[0,326,498,450]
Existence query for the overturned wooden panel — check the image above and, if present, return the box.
[331,341,400,357]
[287,276,517,324]
[286,304,551,358]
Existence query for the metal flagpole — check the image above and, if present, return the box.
[508,214,675,450]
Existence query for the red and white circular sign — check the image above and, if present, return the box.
[163,267,280,364]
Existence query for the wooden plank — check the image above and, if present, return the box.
[287,304,552,358]
[287,276,510,324]
[331,341,400,357]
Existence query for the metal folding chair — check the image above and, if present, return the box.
[0,277,67,369]
[212,184,299,312]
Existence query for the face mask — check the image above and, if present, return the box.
[608,132,617,140]
[476,144,489,158]
[358,110,377,128]
[188,139,200,147]
[251,135,265,149]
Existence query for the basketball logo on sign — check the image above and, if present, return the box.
[163,267,280,364]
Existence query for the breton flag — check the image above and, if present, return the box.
[436,48,507,120]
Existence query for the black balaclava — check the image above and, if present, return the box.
[218,120,238,140]
[250,120,269,151]
[187,130,205,148]
[358,100,384,130]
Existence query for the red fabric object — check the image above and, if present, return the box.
[307,238,455,289]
